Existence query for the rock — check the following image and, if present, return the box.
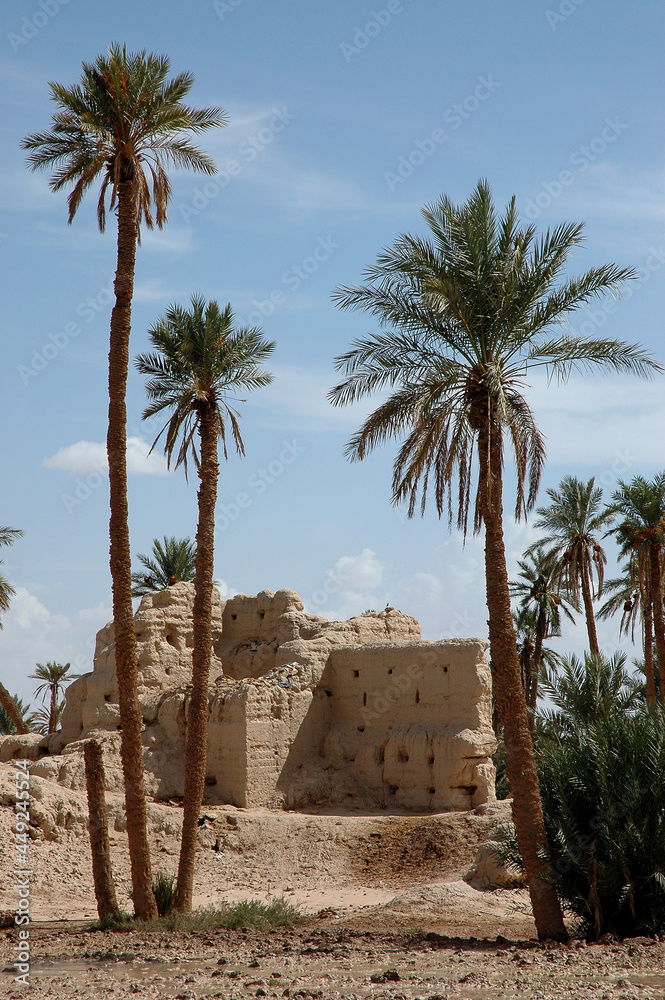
[463,809,527,889]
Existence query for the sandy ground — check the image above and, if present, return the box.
[2,797,665,998]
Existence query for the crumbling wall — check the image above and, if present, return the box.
[2,585,496,815]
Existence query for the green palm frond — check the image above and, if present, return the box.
[329,179,660,535]
[131,535,196,595]
[22,43,227,231]
[135,295,275,477]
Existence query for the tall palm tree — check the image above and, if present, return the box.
[328,179,660,939]
[510,544,577,725]
[606,473,665,698]
[22,45,226,919]
[136,295,275,912]
[29,661,79,734]
[598,558,657,704]
[132,536,196,596]
[532,477,614,654]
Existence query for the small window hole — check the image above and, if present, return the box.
[415,689,420,704]
[362,692,367,706]
[353,669,359,678]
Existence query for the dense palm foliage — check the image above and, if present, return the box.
[0,694,33,736]
[329,179,659,939]
[22,45,226,920]
[136,294,275,912]
[497,654,665,939]
[510,544,577,723]
[532,477,615,654]
[131,536,196,596]
[605,474,665,698]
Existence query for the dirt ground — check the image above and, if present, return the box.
[2,800,665,998]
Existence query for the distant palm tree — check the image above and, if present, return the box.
[538,650,643,737]
[29,661,79,734]
[606,473,665,698]
[22,45,226,920]
[532,477,614,654]
[0,526,23,622]
[132,536,196,596]
[511,544,577,723]
[136,294,275,912]
[329,179,659,939]
[0,527,30,734]
[599,558,657,703]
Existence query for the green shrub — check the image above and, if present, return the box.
[501,656,665,939]
[152,872,178,917]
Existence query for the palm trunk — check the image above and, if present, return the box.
[643,598,657,705]
[176,410,219,912]
[0,682,29,734]
[84,739,120,923]
[649,546,665,698]
[479,418,567,940]
[48,685,58,734]
[580,561,600,655]
[528,610,547,726]
[108,173,157,921]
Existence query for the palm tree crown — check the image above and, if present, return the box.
[22,43,226,230]
[0,526,24,624]
[132,536,196,596]
[136,295,275,470]
[330,180,658,534]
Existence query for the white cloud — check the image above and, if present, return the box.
[253,364,383,432]
[44,437,171,476]
[0,588,111,706]
[523,374,665,469]
[303,548,386,619]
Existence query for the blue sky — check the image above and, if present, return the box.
[1,0,664,706]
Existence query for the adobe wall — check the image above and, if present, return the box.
[7,585,496,815]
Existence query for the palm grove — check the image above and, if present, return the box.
[2,44,661,939]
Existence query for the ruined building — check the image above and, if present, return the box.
[5,584,497,813]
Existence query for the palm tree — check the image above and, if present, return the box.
[22,45,226,920]
[598,558,657,704]
[328,179,660,939]
[136,295,275,912]
[29,661,78,734]
[0,526,23,621]
[537,650,643,736]
[532,477,614,654]
[606,474,665,698]
[510,544,577,723]
[132,536,196,596]
[0,527,30,735]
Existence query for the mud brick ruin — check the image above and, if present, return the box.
[2,584,497,813]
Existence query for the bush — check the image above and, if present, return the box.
[501,655,665,940]
[536,704,665,939]
[152,872,178,917]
